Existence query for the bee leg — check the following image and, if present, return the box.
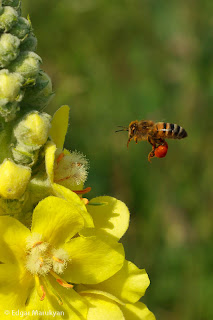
[127,137,132,148]
[134,137,138,144]
[148,149,155,162]
[147,136,156,162]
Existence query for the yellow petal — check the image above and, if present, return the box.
[83,294,125,320]
[87,196,130,240]
[31,196,84,247]
[0,216,31,264]
[62,232,125,284]
[49,105,69,148]
[77,260,150,304]
[0,264,33,312]
[25,275,88,320]
[53,183,94,228]
[81,260,150,303]
[120,302,156,320]
[45,141,56,183]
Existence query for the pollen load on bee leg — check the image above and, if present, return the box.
[154,142,168,158]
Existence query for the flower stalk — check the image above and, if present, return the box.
[0,1,155,319]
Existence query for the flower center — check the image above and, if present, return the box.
[25,233,73,304]
[25,233,70,276]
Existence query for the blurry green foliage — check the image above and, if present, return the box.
[22,1,213,319]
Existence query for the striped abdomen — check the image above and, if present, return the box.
[153,122,188,139]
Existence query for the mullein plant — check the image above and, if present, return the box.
[0,1,155,319]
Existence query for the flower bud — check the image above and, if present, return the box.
[12,147,39,166]
[0,6,18,32]
[0,69,24,120]
[2,0,20,7]
[21,71,54,110]
[14,111,52,150]
[9,51,42,80]
[20,33,37,52]
[0,69,23,101]
[10,17,31,39]
[0,33,20,68]
[0,159,31,199]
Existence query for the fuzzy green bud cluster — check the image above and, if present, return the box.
[0,1,53,122]
[0,0,54,215]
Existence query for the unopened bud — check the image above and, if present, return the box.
[14,111,52,150]
[0,69,24,100]
[0,159,31,199]
[10,17,31,39]
[0,69,24,120]
[0,6,18,32]
[20,33,37,52]
[9,51,42,80]
[0,33,20,68]
[21,71,53,110]
[2,0,20,7]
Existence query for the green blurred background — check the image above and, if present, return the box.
[22,1,213,319]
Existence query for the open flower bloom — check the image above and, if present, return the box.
[46,105,89,192]
[0,194,125,320]
[76,259,155,320]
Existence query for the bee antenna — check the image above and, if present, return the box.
[115,126,128,133]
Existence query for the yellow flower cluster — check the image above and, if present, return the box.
[0,106,155,320]
[0,1,155,318]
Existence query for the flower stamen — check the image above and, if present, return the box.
[56,152,65,165]
[35,275,46,301]
[82,198,89,205]
[50,270,73,288]
[32,241,43,248]
[52,255,64,264]
[73,186,91,194]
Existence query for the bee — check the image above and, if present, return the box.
[116,120,188,162]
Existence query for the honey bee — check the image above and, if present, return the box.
[116,120,188,162]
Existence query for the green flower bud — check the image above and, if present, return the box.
[0,69,24,101]
[0,69,24,102]
[21,71,54,111]
[0,69,24,120]
[0,159,31,199]
[10,17,31,39]
[20,33,37,52]
[2,0,20,7]
[12,146,39,166]
[0,2,3,15]
[14,111,52,151]
[0,6,18,32]
[0,33,20,68]
[8,51,42,80]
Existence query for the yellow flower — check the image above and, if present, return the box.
[0,194,125,320]
[46,105,89,192]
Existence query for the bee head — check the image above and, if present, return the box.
[129,121,138,139]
